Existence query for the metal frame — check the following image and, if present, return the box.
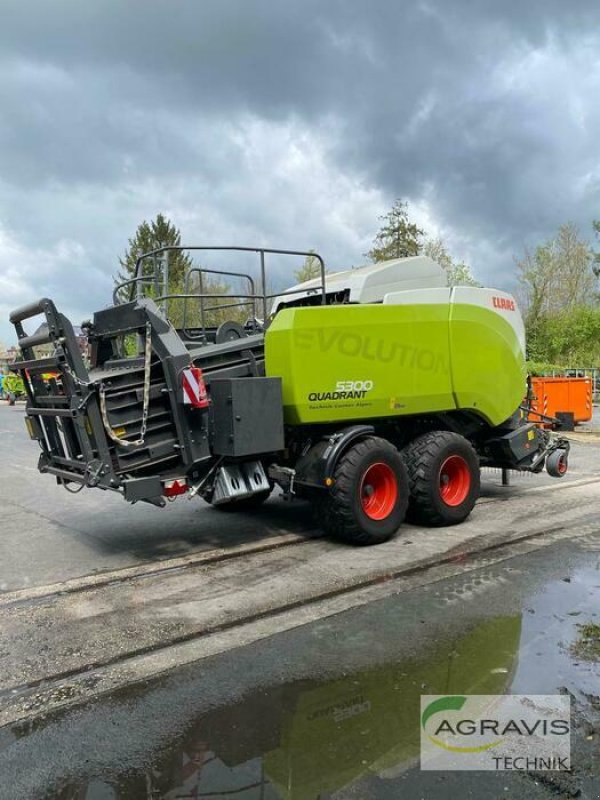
[9,298,114,488]
[181,266,257,341]
[113,246,328,333]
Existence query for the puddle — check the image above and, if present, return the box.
[511,562,600,699]
[1,536,599,799]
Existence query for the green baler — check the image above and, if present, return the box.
[9,247,569,545]
[266,297,525,427]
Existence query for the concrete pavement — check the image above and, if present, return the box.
[2,528,599,800]
[1,400,600,727]
[1,400,599,591]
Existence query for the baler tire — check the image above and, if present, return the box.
[546,449,568,478]
[403,431,480,526]
[320,436,409,546]
[211,488,272,512]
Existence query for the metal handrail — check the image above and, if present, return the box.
[182,266,257,340]
[112,274,156,305]
[155,284,328,313]
[113,246,328,325]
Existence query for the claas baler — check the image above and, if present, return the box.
[9,247,569,545]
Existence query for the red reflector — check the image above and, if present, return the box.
[182,367,209,408]
[163,479,188,497]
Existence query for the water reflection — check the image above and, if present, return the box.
[49,615,520,800]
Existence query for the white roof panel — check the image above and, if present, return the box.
[271,256,447,312]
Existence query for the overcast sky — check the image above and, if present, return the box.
[1,0,599,344]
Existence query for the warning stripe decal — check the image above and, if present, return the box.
[182,367,208,407]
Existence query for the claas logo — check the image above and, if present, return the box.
[492,296,516,311]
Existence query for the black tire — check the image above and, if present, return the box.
[319,436,409,545]
[210,488,272,512]
[403,431,480,526]
[215,321,246,343]
[546,449,568,478]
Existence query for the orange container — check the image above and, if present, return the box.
[528,376,593,425]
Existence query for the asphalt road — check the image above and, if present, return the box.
[1,400,600,593]
[0,402,322,591]
[2,525,599,800]
[1,401,600,798]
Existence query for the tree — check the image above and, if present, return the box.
[515,243,554,330]
[516,222,596,325]
[516,222,598,365]
[593,219,600,278]
[117,213,193,292]
[526,306,600,366]
[423,237,480,287]
[294,250,324,283]
[116,214,240,330]
[366,199,424,262]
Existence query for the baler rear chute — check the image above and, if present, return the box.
[9,247,569,545]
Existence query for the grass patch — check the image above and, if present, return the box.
[571,623,600,662]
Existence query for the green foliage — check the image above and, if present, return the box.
[570,622,600,662]
[525,306,600,366]
[4,373,24,395]
[185,273,246,329]
[367,200,479,286]
[517,223,600,366]
[593,219,600,278]
[525,361,566,376]
[117,213,194,290]
[294,250,324,283]
[116,214,246,330]
[366,199,424,262]
[517,222,596,326]
[422,237,480,287]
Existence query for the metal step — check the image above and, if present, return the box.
[12,356,62,373]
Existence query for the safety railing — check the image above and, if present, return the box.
[113,246,327,335]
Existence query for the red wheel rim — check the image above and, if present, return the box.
[360,462,398,520]
[439,455,471,507]
[558,456,568,474]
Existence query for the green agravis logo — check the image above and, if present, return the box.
[421,696,504,753]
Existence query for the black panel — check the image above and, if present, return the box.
[555,411,575,432]
[123,475,163,502]
[210,378,284,457]
[487,423,542,465]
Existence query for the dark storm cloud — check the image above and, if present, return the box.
[1,0,599,341]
